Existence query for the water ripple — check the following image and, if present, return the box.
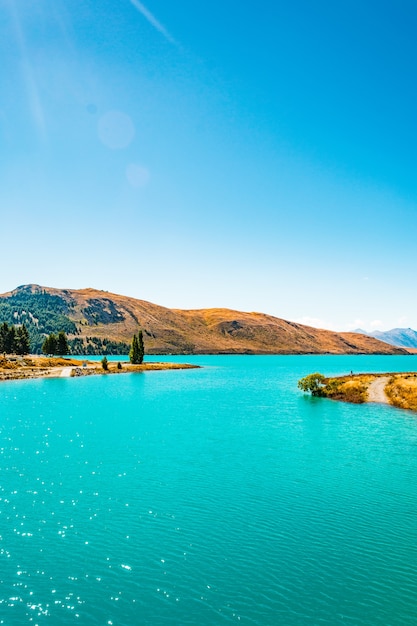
[1,356,417,624]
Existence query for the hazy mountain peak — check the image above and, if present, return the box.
[359,327,417,348]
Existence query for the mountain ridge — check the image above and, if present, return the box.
[354,327,417,349]
[0,284,408,355]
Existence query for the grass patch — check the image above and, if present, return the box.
[385,374,417,411]
[0,356,199,382]
[323,374,375,403]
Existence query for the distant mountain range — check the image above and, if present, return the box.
[355,327,417,349]
[0,284,409,355]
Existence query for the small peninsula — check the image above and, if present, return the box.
[298,372,417,411]
[0,355,198,382]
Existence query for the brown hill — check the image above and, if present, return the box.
[0,284,407,355]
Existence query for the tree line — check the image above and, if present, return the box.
[0,322,31,355]
[0,323,71,357]
[1,319,145,362]
[42,331,70,356]
[42,329,145,361]
[0,289,77,352]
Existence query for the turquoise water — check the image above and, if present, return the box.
[1,355,417,625]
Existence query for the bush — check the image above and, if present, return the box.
[297,373,326,396]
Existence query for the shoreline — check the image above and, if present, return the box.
[0,355,199,382]
[299,371,417,412]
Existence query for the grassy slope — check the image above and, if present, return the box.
[0,285,408,355]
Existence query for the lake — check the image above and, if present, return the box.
[1,355,417,625]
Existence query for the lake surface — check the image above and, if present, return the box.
[1,355,417,625]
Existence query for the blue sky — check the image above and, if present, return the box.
[1,0,416,331]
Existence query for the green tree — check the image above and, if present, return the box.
[129,334,140,364]
[15,324,30,355]
[57,331,70,356]
[0,321,15,353]
[0,322,9,353]
[101,356,108,371]
[129,331,144,364]
[42,333,58,356]
[137,330,144,364]
[42,336,49,355]
[297,373,326,396]
[6,325,16,354]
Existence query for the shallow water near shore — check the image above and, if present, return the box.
[1,355,417,625]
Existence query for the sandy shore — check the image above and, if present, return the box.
[0,355,198,382]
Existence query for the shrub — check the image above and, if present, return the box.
[297,373,326,396]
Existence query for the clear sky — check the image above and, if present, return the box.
[1,0,416,331]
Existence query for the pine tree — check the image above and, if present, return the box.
[6,325,16,354]
[42,336,49,355]
[57,331,70,356]
[42,333,58,356]
[0,322,9,353]
[129,331,145,364]
[15,324,30,355]
[129,334,140,364]
[137,330,144,364]
[0,322,16,354]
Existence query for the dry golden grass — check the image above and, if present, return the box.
[83,362,198,376]
[0,356,84,380]
[385,374,417,411]
[0,357,20,370]
[323,374,377,403]
[0,355,198,382]
[29,357,83,368]
[321,372,417,410]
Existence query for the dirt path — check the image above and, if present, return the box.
[60,367,73,377]
[367,376,390,403]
